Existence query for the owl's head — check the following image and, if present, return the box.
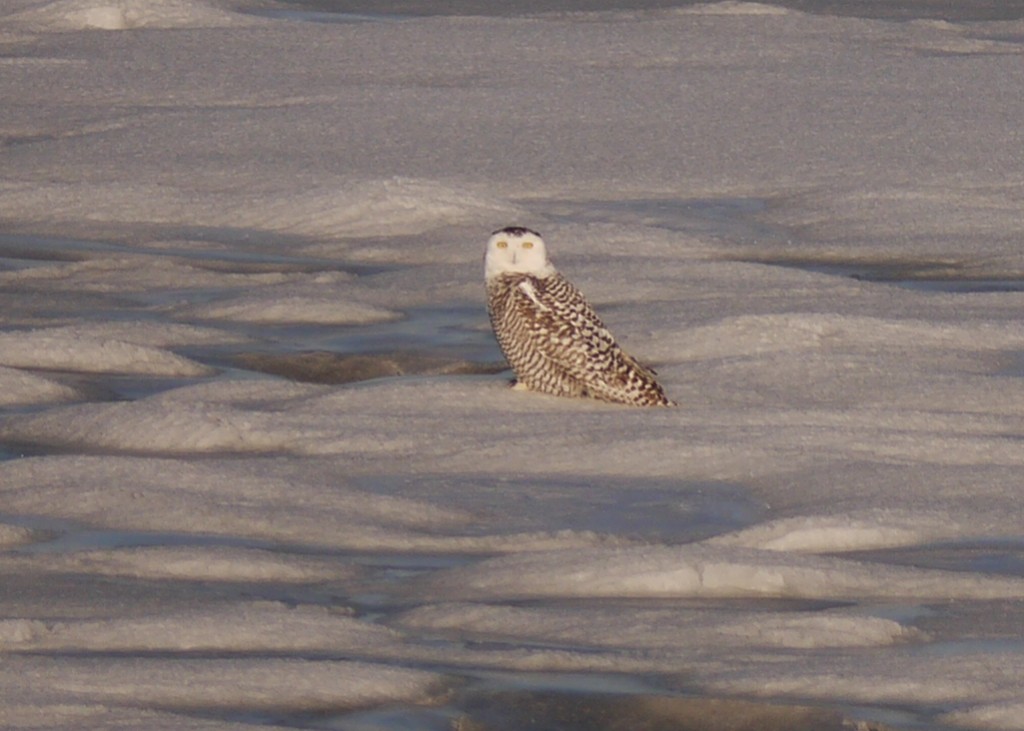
[485,226,556,281]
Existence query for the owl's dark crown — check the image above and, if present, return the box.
[492,226,541,238]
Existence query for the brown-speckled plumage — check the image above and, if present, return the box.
[486,270,673,407]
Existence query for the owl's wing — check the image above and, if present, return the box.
[512,275,639,385]
[502,272,672,406]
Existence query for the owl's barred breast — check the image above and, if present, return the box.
[486,271,673,407]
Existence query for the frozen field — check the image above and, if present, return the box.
[2,0,1024,729]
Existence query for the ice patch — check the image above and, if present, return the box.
[79,5,129,30]
[709,509,964,553]
[26,322,248,348]
[717,613,922,649]
[0,619,48,646]
[0,380,341,454]
[428,544,1024,601]
[183,294,400,325]
[454,690,851,731]
[903,20,1024,56]
[0,455,613,553]
[6,656,441,712]
[1,377,496,458]
[4,0,263,30]
[677,2,790,15]
[233,350,504,385]
[0,702,256,731]
[277,178,521,240]
[0,522,37,547]
[15,544,359,583]
[671,313,1024,361]
[942,702,1024,731]
[398,602,920,651]
[0,254,296,296]
[24,602,400,654]
[0,365,79,406]
[0,330,212,377]
[706,646,1024,712]
[0,178,521,241]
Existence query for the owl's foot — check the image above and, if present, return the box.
[510,380,530,391]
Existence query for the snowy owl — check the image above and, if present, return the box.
[485,226,673,407]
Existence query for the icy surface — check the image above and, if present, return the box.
[2,0,1024,729]
[3,0,266,30]
[0,365,79,405]
[0,329,214,376]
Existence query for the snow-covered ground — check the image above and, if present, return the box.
[2,1,1024,729]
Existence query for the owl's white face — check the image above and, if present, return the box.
[484,227,557,281]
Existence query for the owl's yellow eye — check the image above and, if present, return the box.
[496,240,508,249]
[522,241,534,249]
